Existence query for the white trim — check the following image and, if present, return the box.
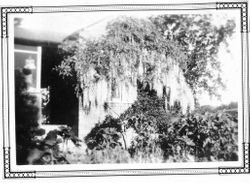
[36,46,42,90]
[14,45,42,90]
[14,49,39,54]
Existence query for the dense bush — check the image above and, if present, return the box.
[84,88,238,163]
[15,70,45,164]
[161,112,238,162]
[85,115,123,150]
[119,88,170,159]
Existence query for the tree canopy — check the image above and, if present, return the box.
[56,14,235,106]
[151,15,235,100]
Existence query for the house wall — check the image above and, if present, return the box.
[78,80,137,139]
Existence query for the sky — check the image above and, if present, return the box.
[197,12,241,106]
[13,9,241,107]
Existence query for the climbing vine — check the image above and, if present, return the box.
[55,17,187,96]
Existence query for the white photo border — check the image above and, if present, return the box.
[1,2,249,178]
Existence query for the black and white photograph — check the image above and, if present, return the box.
[0,0,249,179]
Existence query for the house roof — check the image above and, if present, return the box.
[14,13,113,44]
[15,27,65,43]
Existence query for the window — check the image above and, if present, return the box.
[14,44,42,93]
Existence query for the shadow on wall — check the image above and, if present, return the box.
[47,70,79,136]
[40,45,79,136]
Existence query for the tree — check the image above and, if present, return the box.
[56,15,235,106]
[56,16,187,96]
[150,15,235,105]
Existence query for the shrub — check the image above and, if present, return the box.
[15,70,45,164]
[83,84,238,163]
[84,116,123,150]
[161,112,238,162]
[84,88,170,162]
[28,126,81,165]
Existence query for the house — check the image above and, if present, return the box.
[14,17,79,135]
[14,15,195,140]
